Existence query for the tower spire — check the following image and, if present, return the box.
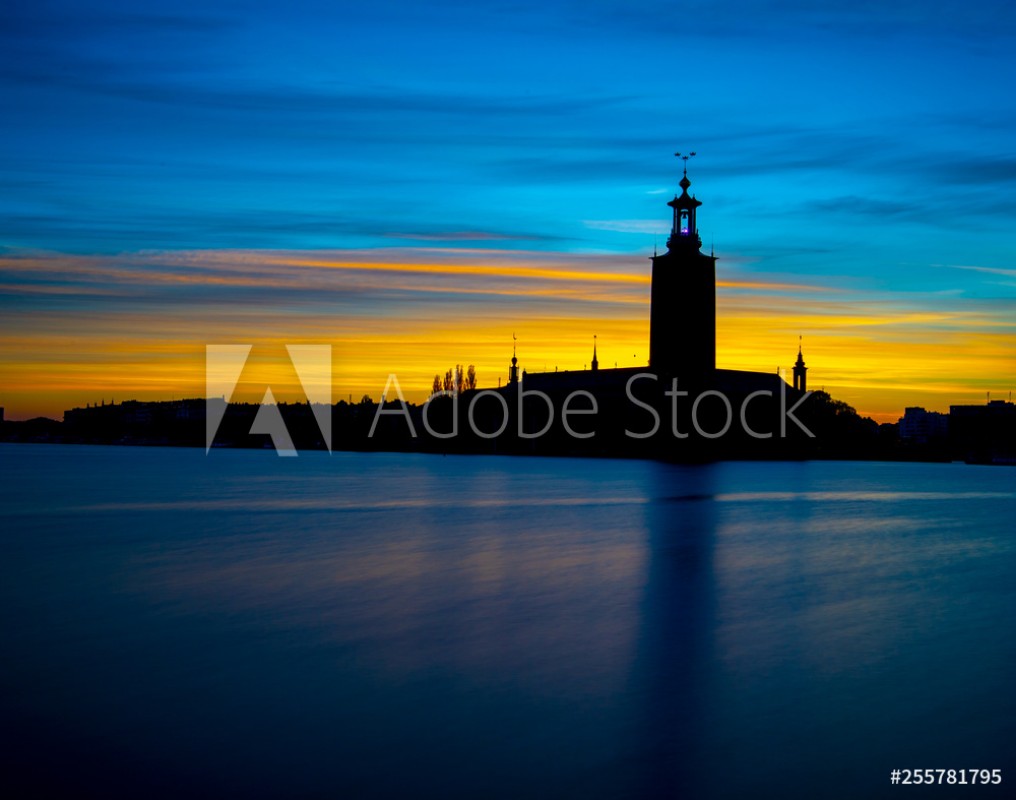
[591,334,599,372]
[793,337,808,392]
[508,333,519,384]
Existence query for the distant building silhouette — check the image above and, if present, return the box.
[899,406,948,444]
[949,399,1016,464]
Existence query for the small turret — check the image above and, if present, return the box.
[793,337,808,392]
[666,152,702,250]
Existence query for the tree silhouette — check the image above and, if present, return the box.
[435,364,477,394]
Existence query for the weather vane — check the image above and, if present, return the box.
[675,151,697,176]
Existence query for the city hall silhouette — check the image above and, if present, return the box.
[54,154,821,458]
[44,157,1014,461]
[493,155,807,453]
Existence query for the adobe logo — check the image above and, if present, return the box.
[205,345,331,456]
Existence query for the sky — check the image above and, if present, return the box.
[2,0,1014,422]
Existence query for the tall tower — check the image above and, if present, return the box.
[508,335,519,384]
[591,335,599,372]
[649,153,717,379]
[793,339,807,392]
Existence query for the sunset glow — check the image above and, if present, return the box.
[2,0,1015,426]
[2,249,1012,423]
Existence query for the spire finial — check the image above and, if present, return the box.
[675,151,697,177]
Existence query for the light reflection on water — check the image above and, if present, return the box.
[1,445,1014,799]
[62,489,1014,514]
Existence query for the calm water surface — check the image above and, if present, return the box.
[1,444,1014,798]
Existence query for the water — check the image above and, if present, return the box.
[1,444,1013,798]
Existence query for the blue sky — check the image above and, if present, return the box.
[2,0,1014,418]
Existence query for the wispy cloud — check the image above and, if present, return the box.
[934,263,1016,278]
